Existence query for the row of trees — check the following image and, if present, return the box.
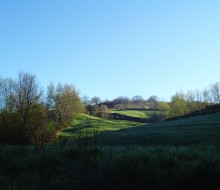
[159,82,220,119]
[0,72,83,144]
[82,95,159,110]
[82,83,220,120]
[82,95,159,119]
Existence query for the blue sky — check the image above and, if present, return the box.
[1,0,220,101]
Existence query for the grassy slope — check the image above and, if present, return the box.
[97,111,220,146]
[110,109,154,118]
[59,114,146,139]
[59,110,220,147]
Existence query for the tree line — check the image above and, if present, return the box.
[82,95,159,109]
[1,72,220,145]
[158,82,220,119]
[0,72,83,145]
[82,95,159,117]
[82,82,220,120]
[81,95,159,119]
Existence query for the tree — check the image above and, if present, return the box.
[91,96,101,105]
[169,92,187,117]
[185,90,196,113]
[97,105,109,118]
[194,89,204,110]
[157,102,170,120]
[130,96,145,108]
[82,95,91,106]
[112,96,130,109]
[210,82,220,104]
[0,72,48,144]
[132,95,144,102]
[47,83,83,127]
[0,73,83,145]
[202,88,212,105]
[0,77,14,111]
[12,72,44,143]
[147,95,159,109]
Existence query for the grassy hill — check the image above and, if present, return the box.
[110,109,152,118]
[109,109,160,123]
[97,111,220,146]
[59,114,145,140]
[59,110,220,147]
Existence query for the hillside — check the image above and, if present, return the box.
[110,109,151,118]
[109,109,160,123]
[59,114,146,140]
[96,111,220,146]
[60,109,220,147]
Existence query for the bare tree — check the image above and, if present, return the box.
[147,95,159,109]
[185,90,196,113]
[82,95,91,106]
[202,88,213,104]
[210,82,220,104]
[194,89,204,110]
[91,96,101,105]
[13,72,43,143]
[0,77,14,111]
[130,95,146,108]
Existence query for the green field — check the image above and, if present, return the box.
[111,112,220,146]
[59,114,146,140]
[60,110,220,147]
[110,109,155,118]
[1,144,220,190]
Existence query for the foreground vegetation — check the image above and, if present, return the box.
[1,144,220,190]
[1,72,220,189]
[1,110,220,189]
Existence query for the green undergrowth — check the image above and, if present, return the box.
[0,144,220,190]
[2,112,220,189]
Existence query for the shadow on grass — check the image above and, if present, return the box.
[1,144,220,190]
[60,116,145,139]
[110,113,158,123]
[93,116,220,147]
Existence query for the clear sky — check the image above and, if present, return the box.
[1,0,220,101]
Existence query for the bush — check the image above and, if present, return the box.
[34,122,57,146]
[0,111,20,144]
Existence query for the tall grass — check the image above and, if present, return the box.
[0,143,220,190]
[2,112,220,189]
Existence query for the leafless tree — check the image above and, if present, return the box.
[210,82,220,104]
[13,72,43,142]
[185,90,196,113]
[91,96,101,105]
[194,89,204,110]
[202,88,213,104]
[0,77,14,111]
